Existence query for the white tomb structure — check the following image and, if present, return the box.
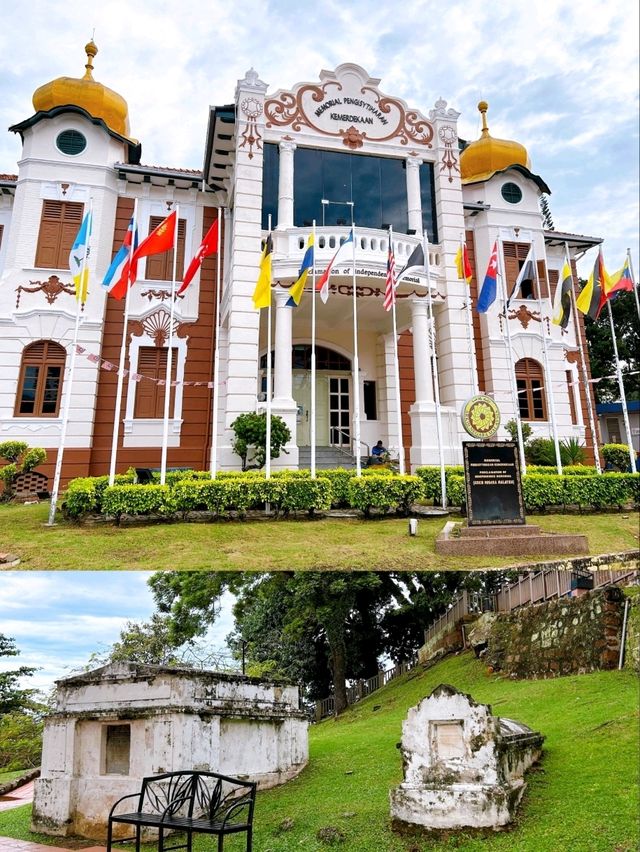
[390,683,543,830]
[32,662,308,839]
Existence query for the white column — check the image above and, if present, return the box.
[277,139,296,230]
[273,287,293,404]
[410,298,434,404]
[405,155,423,234]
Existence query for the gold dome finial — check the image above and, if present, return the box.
[83,40,98,80]
[460,101,531,184]
[478,101,489,136]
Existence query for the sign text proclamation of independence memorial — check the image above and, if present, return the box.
[463,441,525,526]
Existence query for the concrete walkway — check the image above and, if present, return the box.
[0,842,105,852]
[0,781,34,813]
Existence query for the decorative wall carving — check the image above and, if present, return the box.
[264,65,434,149]
[508,304,541,329]
[15,275,75,308]
[438,125,460,183]
[129,309,192,347]
[140,289,185,302]
[239,97,263,160]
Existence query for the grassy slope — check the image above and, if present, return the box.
[0,503,638,570]
[1,654,637,851]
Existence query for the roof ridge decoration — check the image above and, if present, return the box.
[264,63,434,150]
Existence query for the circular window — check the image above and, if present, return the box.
[56,130,87,156]
[501,182,522,204]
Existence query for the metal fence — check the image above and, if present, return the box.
[315,656,418,720]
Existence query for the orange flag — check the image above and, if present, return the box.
[131,210,177,265]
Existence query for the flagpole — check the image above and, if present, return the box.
[627,248,640,321]
[533,242,562,474]
[210,207,223,478]
[351,221,362,476]
[389,227,405,475]
[461,232,479,396]
[108,199,138,486]
[47,200,93,525]
[566,242,602,473]
[497,237,527,475]
[265,214,272,481]
[606,299,636,471]
[424,232,446,507]
[310,219,317,479]
[160,205,179,485]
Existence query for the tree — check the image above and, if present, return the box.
[0,441,47,501]
[0,633,37,715]
[145,571,471,716]
[539,194,554,230]
[583,291,639,403]
[230,412,291,471]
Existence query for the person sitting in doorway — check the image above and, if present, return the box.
[369,440,388,465]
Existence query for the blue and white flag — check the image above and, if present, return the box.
[69,211,92,302]
[102,216,139,300]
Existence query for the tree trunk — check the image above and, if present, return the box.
[330,639,349,715]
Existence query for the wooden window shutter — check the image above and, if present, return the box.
[145,216,186,281]
[536,260,549,299]
[134,346,177,418]
[35,200,84,268]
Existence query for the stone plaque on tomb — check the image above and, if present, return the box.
[463,441,524,526]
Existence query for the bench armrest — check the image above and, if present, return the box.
[160,793,192,822]
[220,797,253,828]
[108,793,142,819]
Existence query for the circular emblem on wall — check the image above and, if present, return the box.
[461,395,501,439]
[241,97,263,119]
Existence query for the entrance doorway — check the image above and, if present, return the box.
[329,376,351,446]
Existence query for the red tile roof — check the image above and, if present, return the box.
[0,174,18,181]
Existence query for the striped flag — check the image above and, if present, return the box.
[317,229,353,303]
[383,238,396,311]
[287,234,314,307]
[102,216,139,300]
[551,255,573,329]
[69,211,92,303]
[252,233,273,309]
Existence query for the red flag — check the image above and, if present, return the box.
[178,218,219,295]
[383,240,396,311]
[131,210,177,265]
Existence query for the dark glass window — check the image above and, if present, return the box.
[291,148,410,233]
[420,162,439,243]
[363,381,377,420]
[15,341,66,417]
[261,143,279,230]
[261,345,351,371]
[501,182,523,204]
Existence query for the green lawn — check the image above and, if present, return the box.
[1,654,637,851]
[0,502,637,570]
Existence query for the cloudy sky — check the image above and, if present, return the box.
[0,0,637,275]
[0,573,236,696]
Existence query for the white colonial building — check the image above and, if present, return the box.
[0,42,602,484]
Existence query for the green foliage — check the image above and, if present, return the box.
[276,477,333,517]
[0,441,29,463]
[602,443,633,471]
[230,412,292,470]
[560,437,586,465]
[62,473,134,518]
[101,484,173,523]
[446,474,466,507]
[504,418,533,445]
[584,289,638,402]
[415,466,464,502]
[0,635,37,716]
[348,474,423,518]
[562,473,639,510]
[522,475,567,510]
[0,712,43,771]
[0,441,47,500]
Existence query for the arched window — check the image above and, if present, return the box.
[515,358,546,421]
[15,341,66,416]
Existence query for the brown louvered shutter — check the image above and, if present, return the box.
[145,216,186,281]
[35,200,84,268]
[536,260,549,299]
[134,347,177,418]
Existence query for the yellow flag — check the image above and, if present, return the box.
[252,234,273,309]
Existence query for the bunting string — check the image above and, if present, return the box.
[74,345,222,389]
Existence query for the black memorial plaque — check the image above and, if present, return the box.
[463,441,525,526]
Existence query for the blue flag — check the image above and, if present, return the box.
[477,241,498,313]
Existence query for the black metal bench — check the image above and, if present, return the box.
[107,770,256,852]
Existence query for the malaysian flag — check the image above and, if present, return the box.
[383,238,397,311]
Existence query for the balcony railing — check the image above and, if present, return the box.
[271,226,442,278]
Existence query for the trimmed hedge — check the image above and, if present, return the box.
[102,485,173,523]
[348,474,424,517]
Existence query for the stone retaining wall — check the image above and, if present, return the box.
[485,587,625,678]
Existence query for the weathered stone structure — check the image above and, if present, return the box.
[390,684,543,830]
[32,662,308,839]
[481,586,625,678]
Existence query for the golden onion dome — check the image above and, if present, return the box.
[460,101,530,184]
[32,40,130,138]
